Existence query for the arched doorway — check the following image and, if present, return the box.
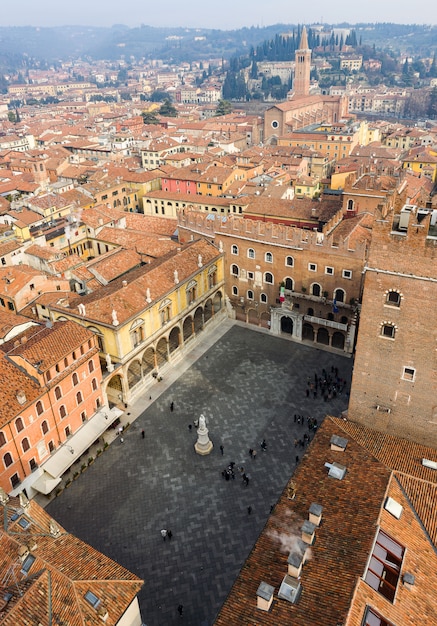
[317,328,330,345]
[168,327,180,355]
[302,323,314,341]
[127,360,142,389]
[183,316,193,342]
[193,307,203,333]
[332,332,345,350]
[334,288,345,303]
[260,311,270,329]
[312,283,321,297]
[156,337,168,367]
[213,291,222,314]
[281,316,293,335]
[142,347,155,375]
[247,308,258,326]
[106,374,124,406]
[204,299,213,322]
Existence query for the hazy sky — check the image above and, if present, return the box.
[1,0,437,30]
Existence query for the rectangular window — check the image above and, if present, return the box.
[342,269,352,279]
[363,606,394,626]
[308,263,317,272]
[325,266,334,275]
[402,367,415,382]
[364,530,404,602]
[247,271,254,280]
[84,590,101,608]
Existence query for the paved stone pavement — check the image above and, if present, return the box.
[47,322,353,626]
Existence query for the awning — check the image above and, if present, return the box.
[31,472,62,495]
[41,407,122,479]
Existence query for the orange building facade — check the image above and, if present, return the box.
[0,320,110,498]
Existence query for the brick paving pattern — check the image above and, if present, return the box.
[47,324,352,626]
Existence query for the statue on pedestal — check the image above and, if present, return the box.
[194,413,213,456]
[106,353,114,373]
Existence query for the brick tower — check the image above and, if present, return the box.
[294,26,311,97]
[348,205,437,447]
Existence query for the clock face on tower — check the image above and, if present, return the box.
[271,120,279,129]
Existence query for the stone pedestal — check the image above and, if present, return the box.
[194,414,213,456]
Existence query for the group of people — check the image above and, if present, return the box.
[305,366,347,401]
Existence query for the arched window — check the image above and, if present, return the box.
[41,421,49,435]
[334,288,345,303]
[264,272,274,284]
[285,277,294,291]
[328,312,334,321]
[260,293,267,303]
[0,431,6,447]
[36,401,43,416]
[88,360,94,373]
[3,452,13,468]
[247,290,254,300]
[15,417,24,433]
[247,248,255,259]
[54,386,62,400]
[232,286,238,296]
[285,256,294,267]
[231,264,239,277]
[21,438,30,453]
[92,378,98,391]
[76,391,83,405]
[347,199,354,211]
[386,291,401,307]
[72,373,79,386]
[88,327,105,353]
[265,252,273,263]
[231,244,239,255]
[64,357,68,368]
[311,283,321,297]
[341,315,348,325]
[59,405,67,419]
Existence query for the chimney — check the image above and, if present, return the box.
[16,390,27,405]
[97,605,109,622]
[20,335,28,344]
[309,502,323,527]
[287,539,308,578]
[256,582,274,612]
[330,434,348,452]
[50,520,61,537]
[18,544,29,561]
[301,520,317,545]
[122,280,127,287]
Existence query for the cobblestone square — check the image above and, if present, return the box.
[47,323,353,626]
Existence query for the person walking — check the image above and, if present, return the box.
[170,401,174,412]
[220,444,224,455]
[141,429,145,439]
[177,604,183,617]
[247,506,252,515]
[161,529,167,541]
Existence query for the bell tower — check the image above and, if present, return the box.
[294,26,311,97]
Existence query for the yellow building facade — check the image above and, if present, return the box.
[36,239,225,406]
